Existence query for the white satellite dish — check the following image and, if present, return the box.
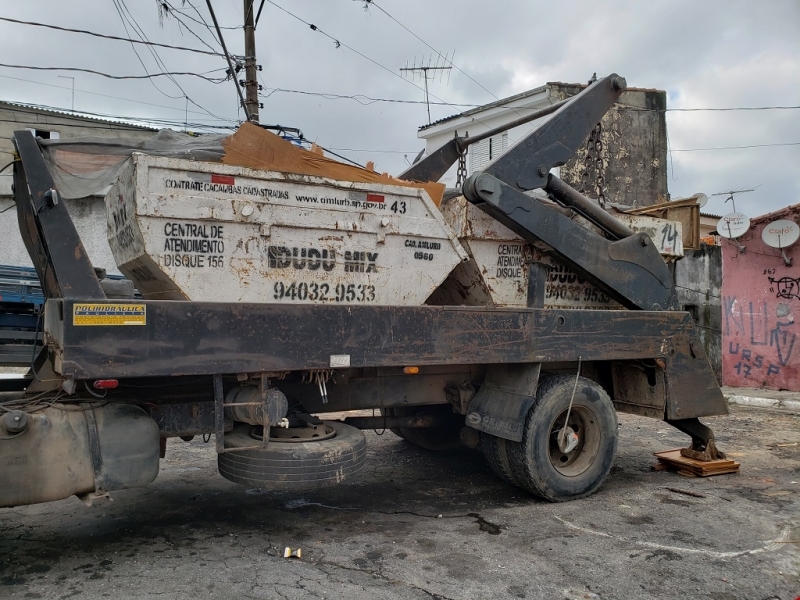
[694,193,708,208]
[718,212,750,239]
[762,219,799,249]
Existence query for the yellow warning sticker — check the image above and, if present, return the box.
[73,304,146,326]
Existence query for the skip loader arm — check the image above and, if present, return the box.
[401,73,727,460]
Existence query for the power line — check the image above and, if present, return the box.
[671,142,800,152]
[0,63,226,83]
[113,0,236,127]
[156,0,229,54]
[0,103,236,131]
[362,0,502,105]
[666,106,799,112]
[0,74,234,122]
[159,0,241,30]
[260,87,477,107]
[326,147,417,154]
[113,0,194,102]
[0,16,223,57]
[262,0,486,126]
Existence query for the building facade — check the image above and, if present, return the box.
[721,203,800,391]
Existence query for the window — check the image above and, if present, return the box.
[469,133,508,173]
[26,128,59,140]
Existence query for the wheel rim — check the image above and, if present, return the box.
[250,423,337,443]
[548,405,601,476]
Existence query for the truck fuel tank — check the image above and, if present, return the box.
[0,403,159,508]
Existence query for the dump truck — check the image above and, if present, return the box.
[0,74,728,508]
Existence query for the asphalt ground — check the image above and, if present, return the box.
[0,405,798,600]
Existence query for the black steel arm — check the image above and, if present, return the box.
[397,97,571,184]
[12,130,105,300]
[463,172,679,311]
[458,73,680,311]
[482,74,626,190]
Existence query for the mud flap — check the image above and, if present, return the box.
[465,363,541,442]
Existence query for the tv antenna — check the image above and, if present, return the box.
[400,53,453,124]
[710,187,755,213]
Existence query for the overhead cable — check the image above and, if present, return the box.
[262,0,487,125]
[670,142,800,151]
[363,0,502,104]
[260,87,476,107]
[0,16,223,57]
[0,63,227,83]
[0,74,234,121]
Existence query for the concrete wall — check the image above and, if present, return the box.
[0,103,155,273]
[553,84,668,208]
[721,204,800,390]
[675,245,722,382]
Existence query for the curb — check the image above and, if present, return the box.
[725,395,800,412]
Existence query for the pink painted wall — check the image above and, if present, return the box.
[721,204,800,390]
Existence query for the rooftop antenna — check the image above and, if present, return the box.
[710,187,755,213]
[400,52,453,124]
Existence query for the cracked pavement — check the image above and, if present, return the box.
[1,405,798,599]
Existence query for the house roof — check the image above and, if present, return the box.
[418,84,549,132]
[0,100,158,131]
[749,202,800,225]
[418,81,666,132]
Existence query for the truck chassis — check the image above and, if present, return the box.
[1,74,728,507]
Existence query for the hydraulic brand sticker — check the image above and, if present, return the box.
[73,304,146,326]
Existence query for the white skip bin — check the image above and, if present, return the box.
[106,154,468,304]
[430,196,683,310]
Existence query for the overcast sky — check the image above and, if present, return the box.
[1,0,798,216]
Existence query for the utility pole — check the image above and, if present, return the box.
[243,0,259,123]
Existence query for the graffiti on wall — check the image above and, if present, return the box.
[723,294,796,382]
[767,274,800,300]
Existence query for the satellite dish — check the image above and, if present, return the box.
[718,212,750,239]
[694,193,708,208]
[762,219,799,249]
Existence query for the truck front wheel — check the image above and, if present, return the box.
[506,374,618,502]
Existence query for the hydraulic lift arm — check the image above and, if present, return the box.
[462,74,678,311]
[401,74,679,311]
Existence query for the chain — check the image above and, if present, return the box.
[456,149,468,187]
[579,122,606,206]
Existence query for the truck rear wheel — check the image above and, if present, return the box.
[481,432,518,485]
[218,421,366,491]
[506,374,617,502]
[382,405,464,451]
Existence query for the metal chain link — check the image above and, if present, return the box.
[579,122,606,206]
[456,150,468,188]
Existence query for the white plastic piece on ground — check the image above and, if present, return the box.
[106,154,467,304]
[432,196,683,310]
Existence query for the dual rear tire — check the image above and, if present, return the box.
[481,375,618,502]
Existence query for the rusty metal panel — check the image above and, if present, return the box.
[611,362,667,419]
[106,154,468,305]
[46,299,727,419]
